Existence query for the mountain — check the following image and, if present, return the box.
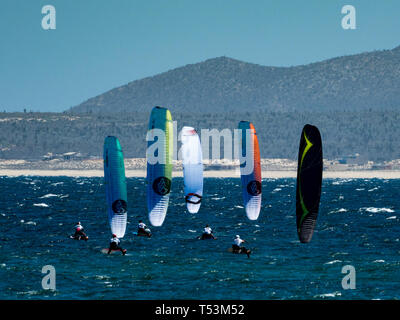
[70,46,400,113]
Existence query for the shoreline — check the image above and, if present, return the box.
[1,169,400,179]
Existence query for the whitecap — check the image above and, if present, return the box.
[218,278,233,282]
[39,194,59,199]
[332,179,353,185]
[386,216,397,220]
[17,290,40,295]
[373,260,385,263]
[188,229,197,233]
[330,208,347,214]
[272,188,282,192]
[324,260,342,265]
[364,207,394,213]
[332,252,349,257]
[33,203,49,208]
[317,291,342,298]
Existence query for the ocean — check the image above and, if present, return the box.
[0,176,399,300]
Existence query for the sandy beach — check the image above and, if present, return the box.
[1,169,400,179]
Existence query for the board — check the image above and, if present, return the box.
[101,248,127,254]
[69,235,88,241]
[227,248,251,255]
[132,232,152,238]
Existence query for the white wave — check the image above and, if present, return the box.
[330,208,347,214]
[33,203,49,208]
[316,291,342,298]
[188,229,197,233]
[332,179,353,185]
[368,187,379,192]
[332,252,349,257]
[324,260,342,265]
[39,194,59,199]
[386,216,397,220]
[355,188,365,191]
[17,290,40,296]
[363,207,394,213]
[373,260,385,263]
[272,188,282,192]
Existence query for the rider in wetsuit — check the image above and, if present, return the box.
[73,222,88,240]
[200,224,216,240]
[232,235,251,258]
[108,234,126,255]
[137,220,151,237]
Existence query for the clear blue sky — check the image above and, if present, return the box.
[0,0,399,112]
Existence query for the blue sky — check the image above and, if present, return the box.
[0,0,399,112]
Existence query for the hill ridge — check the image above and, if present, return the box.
[70,45,400,113]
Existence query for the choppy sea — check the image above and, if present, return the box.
[0,176,399,299]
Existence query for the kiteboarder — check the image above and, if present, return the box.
[108,234,126,255]
[200,224,216,240]
[137,220,152,237]
[232,235,251,258]
[72,222,88,240]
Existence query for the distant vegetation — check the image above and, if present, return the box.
[1,111,399,162]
